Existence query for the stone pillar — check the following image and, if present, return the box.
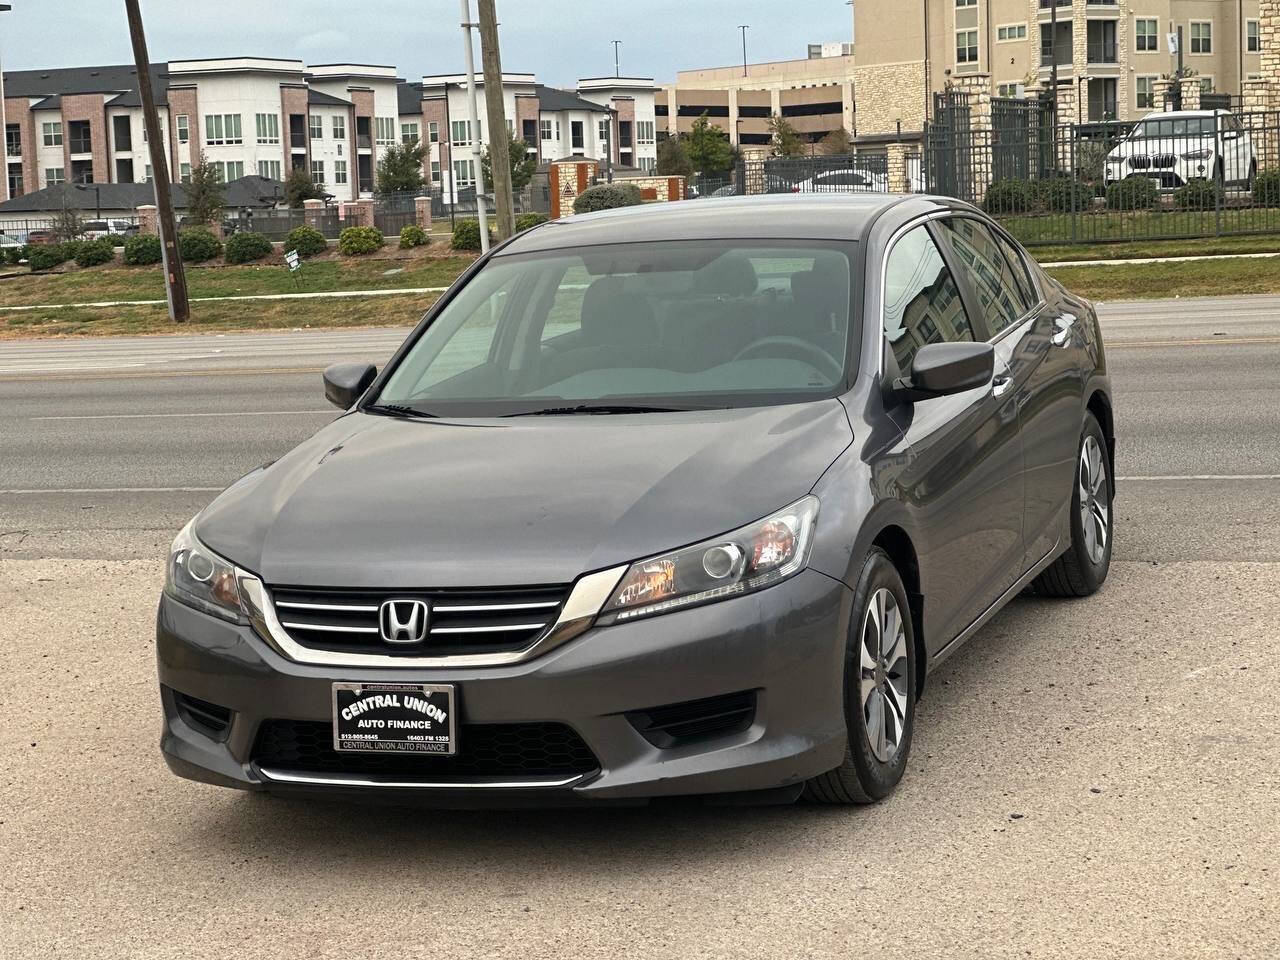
[1180,78,1202,111]
[339,198,376,228]
[886,143,910,194]
[954,74,992,203]
[414,195,432,231]
[136,204,158,236]
[303,198,325,229]
[1153,78,1177,111]
[549,159,598,218]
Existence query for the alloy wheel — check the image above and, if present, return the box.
[1079,434,1110,565]
[859,587,909,763]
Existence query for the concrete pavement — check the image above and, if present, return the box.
[2,295,1279,958]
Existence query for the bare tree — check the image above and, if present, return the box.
[51,195,84,242]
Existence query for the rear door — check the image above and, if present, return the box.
[881,222,1025,653]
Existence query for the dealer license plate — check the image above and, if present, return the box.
[331,682,457,755]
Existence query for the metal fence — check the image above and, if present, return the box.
[726,153,892,198]
[0,215,141,244]
[924,91,1280,246]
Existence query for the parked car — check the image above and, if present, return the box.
[0,234,24,250]
[25,229,55,246]
[789,167,890,194]
[157,194,1114,806]
[81,219,139,240]
[1103,109,1256,189]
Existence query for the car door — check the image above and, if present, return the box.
[881,221,1025,653]
[943,216,1083,571]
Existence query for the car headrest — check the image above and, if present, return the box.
[697,254,758,298]
[581,276,658,347]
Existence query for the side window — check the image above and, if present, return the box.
[992,230,1038,312]
[883,225,974,372]
[938,217,1030,336]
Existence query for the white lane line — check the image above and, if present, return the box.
[1118,474,1280,481]
[32,410,333,421]
[0,486,224,494]
[1041,252,1280,268]
[0,287,448,312]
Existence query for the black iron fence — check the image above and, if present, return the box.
[0,215,141,244]
[925,93,1280,245]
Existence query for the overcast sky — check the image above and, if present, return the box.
[2,0,854,86]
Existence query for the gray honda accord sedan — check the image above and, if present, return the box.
[157,194,1114,805]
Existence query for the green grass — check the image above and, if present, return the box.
[1046,256,1280,301]
[999,206,1280,250]
[1030,233,1280,263]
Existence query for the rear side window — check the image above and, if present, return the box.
[938,217,1032,336]
[883,225,974,372]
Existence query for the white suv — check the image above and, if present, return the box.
[1103,110,1256,190]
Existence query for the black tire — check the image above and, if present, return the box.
[805,548,916,804]
[1031,413,1113,598]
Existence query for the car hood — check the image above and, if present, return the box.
[197,403,853,588]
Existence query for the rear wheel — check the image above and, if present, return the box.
[805,548,915,804]
[1031,414,1112,597]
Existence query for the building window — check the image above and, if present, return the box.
[43,121,63,146]
[1136,76,1157,110]
[636,120,655,144]
[571,120,584,152]
[309,114,324,140]
[5,124,19,155]
[45,166,66,186]
[996,24,1026,42]
[996,83,1022,98]
[539,118,552,141]
[68,120,92,154]
[431,160,441,183]
[257,159,280,180]
[375,117,396,145]
[401,122,419,144]
[1200,76,1214,94]
[311,160,325,185]
[427,121,439,144]
[1247,20,1260,54]
[180,162,193,183]
[330,115,345,142]
[1135,18,1158,52]
[598,118,610,146]
[333,160,347,185]
[956,0,976,6]
[144,163,153,183]
[256,113,280,144]
[205,114,243,145]
[177,114,189,143]
[956,29,979,64]
[452,158,475,187]
[211,160,244,183]
[450,119,472,146]
[1190,21,1211,55]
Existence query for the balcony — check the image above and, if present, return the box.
[357,134,372,150]
[290,133,307,150]
[1087,41,1117,64]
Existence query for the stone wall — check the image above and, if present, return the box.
[549,159,597,218]
[613,174,685,201]
[850,61,927,136]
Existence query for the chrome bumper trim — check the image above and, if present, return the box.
[256,767,588,790]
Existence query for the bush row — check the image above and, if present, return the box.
[985,167,1280,217]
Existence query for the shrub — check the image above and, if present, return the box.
[450,217,492,251]
[1174,177,1222,211]
[572,182,644,214]
[515,212,549,232]
[982,180,1033,215]
[1105,176,1159,211]
[2,243,29,266]
[123,233,163,265]
[74,237,116,268]
[399,224,429,249]
[224,231,274,264]
[1252,167,1280,207]
[179,227,222,263]
[57,239,85,263]
[284,224,328,258]
[1033,177,1095,213]
[338,225,385,256]
[27,244,68,272]
[108,233,128,246]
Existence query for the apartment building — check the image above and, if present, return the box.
[1,57,658,204]
[853,0,1268,124]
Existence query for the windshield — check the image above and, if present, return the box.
[373,239,857,417]
[1130,117,1217,139]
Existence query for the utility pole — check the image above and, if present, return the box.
[477,0,514,241]
[738,25,749,77]
[125,0,188,322]
[612,40,621,78]
[459,0,489,253]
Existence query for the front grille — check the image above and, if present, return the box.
[174,691,233,740]
[1130,154,1176,170]
[268,583,569,656]
[627,690,758,748]
[252,719,599,781]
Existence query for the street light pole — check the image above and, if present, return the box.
[738,25,749,77]
[612,40,621,78]
[459,0,489,253]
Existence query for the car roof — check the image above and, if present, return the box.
[1137,109,1225,119]
[498,193,953,252]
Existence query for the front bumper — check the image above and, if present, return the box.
[156,569,854,803]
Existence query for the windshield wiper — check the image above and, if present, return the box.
[364,403,439,420]
[504,403,696,417]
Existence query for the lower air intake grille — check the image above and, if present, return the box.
[627,690,758,748]
[175,692,233,740]
[252,720,599,780]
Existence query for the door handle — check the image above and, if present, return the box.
[992,374,1014,398]
[1052,314,1077,348]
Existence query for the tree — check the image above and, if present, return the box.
[817,128,852,157]
[185,154,225,225]
[656,135,694,177]
[482,138,538,194]
[284,168,325,208]
[768,114,806,157]
[50,194,84,241]
[686,113,734,175]
[375,139,426,196]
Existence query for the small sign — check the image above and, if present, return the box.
[1167,32,1179,54]
[284,249,301,271]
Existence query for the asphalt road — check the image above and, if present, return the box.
[2,296,1279,958]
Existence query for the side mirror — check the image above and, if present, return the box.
[892,342,994,402]
[322,362,377,409]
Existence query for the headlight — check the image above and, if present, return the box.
[165,518,245,622]
[598,496,819,624]
[1182,148,1213,160]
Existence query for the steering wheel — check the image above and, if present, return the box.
[733,336,843,381]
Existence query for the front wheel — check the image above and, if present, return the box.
[805,548,916,804]
[1031,414,1113,597]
